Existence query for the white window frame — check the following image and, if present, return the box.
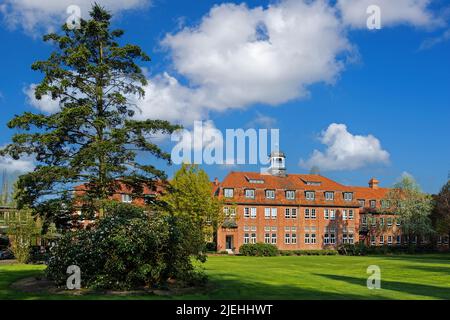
[244,207,250,218]
[245,189,255,199]
[285,208,290,219]
[343,192,353,201]
[325,192,334,201]
[305,191,315,201]
[324,209,329,220]
[250,207,257,219]
[121,194,132,203]
[271,208,277,219]
[291,208,298,218]
[286,190,295,200]
[244,233,250,244]
[264,208,271,219]
[311,208,316,219]
[349,210,354,220]
[305,208,310,219]
[330,209,336,220]
[284,233,291,244]
[266,189,275,199]
[224,188,234,198]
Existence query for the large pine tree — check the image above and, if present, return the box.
[0,5,179,229]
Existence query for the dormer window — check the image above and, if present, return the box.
[245,189,255,199]
[325,192,334,201]
[224,188,234,198]
[285,190,295,200]
[121,194,132,203]
[266,189,275,199]
[305,191,315,201]
[370,200,376,208]
[343,192,353,201]
[381,200,390,209]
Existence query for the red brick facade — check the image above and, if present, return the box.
[215,160,449,252]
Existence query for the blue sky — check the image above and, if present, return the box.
[0,0,449,193]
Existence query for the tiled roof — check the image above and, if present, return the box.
[218,171,391,207]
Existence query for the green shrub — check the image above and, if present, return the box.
[205,242,217,252]
[289,250,338,256]
[239,243,279,256]
[46,203,204,290]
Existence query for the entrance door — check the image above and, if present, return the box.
[225,235,233,250]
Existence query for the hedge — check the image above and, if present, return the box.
[239,243,279,256]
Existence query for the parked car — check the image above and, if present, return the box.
[0,249,14,260]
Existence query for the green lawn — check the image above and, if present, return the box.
[1,254,450,300]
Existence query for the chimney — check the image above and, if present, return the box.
[214,177,219,186]
[369,178,379,189]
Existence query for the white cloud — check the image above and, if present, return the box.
[300,123,390,171]
[0,153,35,174]
[136,0,353,123]
[24,84,60,113]
[0,0,150,34]
[337,0,440,29]
[419,28,450,50]
[246,112,277,129]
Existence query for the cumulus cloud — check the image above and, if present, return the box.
[0,0,150,34]
[300,123,390,171]
[24,84,60,113]
[135,0,353,124]
[337,0,440,29]
[0,153,35,174]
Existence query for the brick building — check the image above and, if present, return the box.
[216,152,449,252]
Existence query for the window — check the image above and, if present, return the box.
[271,208,277,219]
[266,190,275,199]
[348,233,354,244]
[224,188,234,198]
[330,209,336,220]
[310,209,316,219]
[371,235,376,246]
[249,179,264,184]
[244,233,250,244]
[370,200,376,208]
[251,233,257,244]
[387,217,393,226]
[379,218,384,226]
[285,208,290,219]
[342,210,348,220]
[342,233,348,244]
[244,207,250,218]
[343,192,353,201]
[396,219,401,226]
[291,233,297,244]
[305,191,315,200]
[324,209,329,220]
[358,199,365,208]
[371,217,377,226]
[325,192,334,201]
[349,210,354,220]
[379,235,384,245]
[264,233,271,244]
[245,189,255,199]
[284,233,291,244]
[330,232,336,244]
[305,208,310,219]
[304,233,310,244]
[226,207,236,218]
[121,194,132,203]
[271,233,277,244]
[286,190,295,200]
[387,236,393,245]
[324,232,330,244]
[250,207,257,219]
[311,233,316,244]
[362,215,367,225]
[291,208,298,218]
[381,200,390,209]
[444,236,449,244]
[396,235,401,245]
[264,208,271,219]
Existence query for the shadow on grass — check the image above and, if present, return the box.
[406,265,450,275]
[379,254,450,264]
[314,273,450,300]
[202,274,389,300]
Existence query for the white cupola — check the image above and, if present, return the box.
[268,151,286,177]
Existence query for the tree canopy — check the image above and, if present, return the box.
[0,5,180,229]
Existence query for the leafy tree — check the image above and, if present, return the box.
[386,174,433,244]
[162,164,225,261]
[0,5,179,229]
[432,180,450,239]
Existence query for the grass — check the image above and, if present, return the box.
[1,254,450,300]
